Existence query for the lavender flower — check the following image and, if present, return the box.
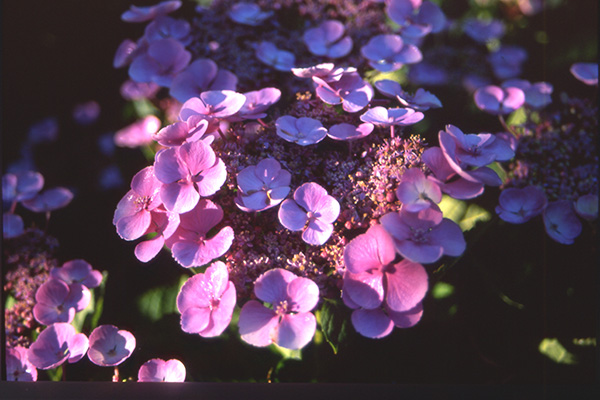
[303,20,353,59]
[255,41,295,72]
[313,71,374,113]
[87,325,136,367]
[360,107,424,128]
[21,187,74,213]
[27,323,89,370]
[114,115,162,148]
[327,122,374,141]
[570,62,598,86]
[138,358,186,382]
[396,168,442,212]
[170,59,238,103]
[495,186,547,224]
[33,278,90,325]
[361,34,422,72]
[235,158,291,212]
[6,346,37,381]
[501,79,553,110]
[574,194,598,221]
[228,2,273,26]
[275,116,327,146]
[3,212,24,239]
[543,201,582,245]
[487,45,528,80]
[121,1,182,23]
[474,85,526,115]
[128,38,191,87]
[50,259,103,289]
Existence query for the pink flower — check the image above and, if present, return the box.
[396,168,442,212]
[238,268,319,350]
[27,323,88,370]
[114,115,161,148]
[87,325,136,367]
[235,158,291,212]
[6,346,37,381]
[33,278,90,325]
[327,122,374,141]
[313,71,374,113]
[176,261,237,337]
[303,20,353,59]
[138,358,186,382]
[170,59,238,103]
[473,85,525,115]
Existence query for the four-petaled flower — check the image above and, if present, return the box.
[361,34,422,72]
[275,116,327,146]
[495,186,547,224]
[6,346,37,381]
[27,323,89,370]
[235,158,291,212]
[303,20,353,59]
[87,325,136,367]
[138,358,186,382]
[474,85,525,115]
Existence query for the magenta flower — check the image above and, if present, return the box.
[380,207,466,264]
[238,268,319,350]
[138,358,186,382]
[255,41,295,72]
[170,59,238,103]
[543,201,583,245]
[327,122,374,141]
[574,194,598,221]
[154,139,227,213]
[396,168,442,212]
[165,199,234,268]
[128,38,191,87]
[87,325,136,367]
[360,34,422,72]
[313,71,374,113]
[474,85,525,115]
[33,278,90,325]
[121,1,181,23]
[360,106,424,128]
[501,79,553,109]
[235,158,291,212]
[21,187,74,213]
[113,166,163,240]
[3,212,24,239]
[570,62,598,86]
[303,20,353,59]
[275,116,327,146]
[27,323,89,370]
[176,261,236,337]
[50,259,103,289]
[228,2,273,26]
[6,346,37,381]
[114,115,162,148]
[278,182,340,246]
[495,186,547,224]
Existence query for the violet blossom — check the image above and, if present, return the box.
[3,171,44,203]
[501,79,553,109]
[128,38,191,87]
[396,168,442,212]
[542,201,582,245]
[570,62,598,86]
[232,87,281,121]
[134,210,181,263]
[235,158,291,212]
[386,0,446,40]
[375,80,442,111]
[179,90,246,132]
[138,358,186,382]
[327,122,374,141]
[463,18,505,43]
[6,346,37,381]
[495,186,547,224]
[170,59,238,103]
[33,278,90,325]
[574,194,598,221]
[228,2,273,26]
[27,323,89,370]
[176,261,236,337]
[487,45,528,80]
[291,63,352,82]
[153,120,210,147]
[303,20,353,59]
[50,259,103,289]
[120,80,160,101]
[278,182,340,246]
[121,1,182,23]
[313,70,374,113]
[360,107,424,129]
[144,16,190,44]
[275,116,327,146]
[3,212,24,239]
[114,115,162,148]
[87,325,136,367]
[474,85,526,115]
[238,268,319,350]
[360,34,422,72]
[21,187,74,213]
[255,41,295,72]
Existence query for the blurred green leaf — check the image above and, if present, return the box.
[132,98,158,118]
[271,344,302,360]
[432,282,455,299]
[317,299,350,355]
[5,295,16,310]
[459,203,492,231]
[438,195,467,225]
[137,275,188,322]
[539,338,578,364]
[46,366,63,382]
[71,290,95,333]
[506,107,527,126]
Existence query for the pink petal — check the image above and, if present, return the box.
[254,268,297,304]
[350,308,394,339]
[384,260,428,312]
[343,224,396,274]
[199,281,236,337]
[116,210,152,240]
[278,199,308,231]
[160,181,200,213]
[343,270,384,310]
[286,277,319,313]
[302,218,334,245]
[180,307,211,334]
[135,235,165,262]
[238,300,278,347]
[277,312,316,350]
[387,301,424,328]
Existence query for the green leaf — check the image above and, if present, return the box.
[539,338,578,364]
[432,282,455,299]
[271,344,302,360]
[132,98,159,118]
[46,365,63,382]
[437,195,467,225]
[459,203,492,231]
[317,299,350,355]
[5,295,16,310]
[137,275,188,322]
[506,107,527,126]
[89,271,109,330]
[487,161,508,184]
[71,290,95,333]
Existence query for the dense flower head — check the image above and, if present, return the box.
[6,346,38,381]
[235,158,291,211]
[176,261,236,337]
[303,20,353,59]
[496,185,548,224]
[27,323,88,370]
[361,34,422,72]
[87,325,136,367]
[238,268,319,350]
[275,116,327,146]
[570,62,598,86]
[170,59,238,103]
[138,358,186,382]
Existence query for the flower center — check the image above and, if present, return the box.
[410,227,431,243]
[274,300,288,317]
[135,195,153,211]
[209,297,220,310]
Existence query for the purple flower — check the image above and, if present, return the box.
[291,63,351,82]
[255,41,295,72]
[360,106,424,128]
[235,158,291,212]
[474,85,525,115]
[501,79,553,110]
[463,18,505,43]
[176,261,236,337]
[543,201,582,245]
[375,80,442,111]
[33,278,90,325]
[487,45,528,80]
[72,100,100,125]
[154,120,210,148]
[386,0,446,39]
[3,171,44,203]
[3,212,24,239]
[165,199,234,268]
[361,34,422,72]
[396,168,442,212]
[179,90,247,132]
[278,182,340,246]
[238,268,319,350]
[21,187,74,213]
[134,210,181,263]
[121,1,181,23]
[327,122,374,141]
[28,117,59,144]
[6,346,37,381]
[380,206,466,264]
[303,20,353,59]
[574,194,598,221]
[113,39,142,69]
[113,166,163,241]
[496,186,547,224]
[114,115,162,148]
[275,116,327,146]
[50,259,103,289]
[138,358,186,382]
[346,302,424,339]
[87,325,136,367]
[120,80,160,101]
[154,139,227,213]
[27,323,88,370]
[144,16,190,44]
[228,2,273,26]
[170,59,238,103]
[129,38,191,87]
[313,71,374,113]
[570,62,598,86]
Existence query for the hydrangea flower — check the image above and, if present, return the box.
[570,62,598,86]
[113,39,142,69]
[463,18,505,43]
[27,323,89,370]
[495,186,547,224]
[275,116,327,146]
[232,87,281,121]
[380,206,466,264]
[179,90,247,132]
[114,115,162,149]
[386,0,446,39]
[327,122,374,141]
[361,34,422,72]
[3,171,44,203]
[170,59,238,103]
[235,158,291,211]
[21,187,74,213]
[134,210,181,263]
[153,139,227,213]
[303,20,353,59]
[87,325,136,367]
[50,259,103,289]
[121,1,182,23]
[501,79,553,110]
[291,63,352,82]
[3,212,24,239]
[487,45,528,80]
[165,199,234,268]
[6,346,37,381]
[28,117,59,144]
[313,71,374,113]
[153,120,209,147]
[278,182,340,246]
[542,201,582,245]
[228,2,273,26]
[345,301,424,339]
[474,85,526,115]
[238,268,319,350]
[33,278,90,325]
[128,38,191,87]
[176,261,236,337]
[574,194,598,221]
[255,41,295,72]
[138,358,186,382]
[375,80,442,111]
[360,107,424,129]
[144,16,190,44]
[396,168,442,212]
